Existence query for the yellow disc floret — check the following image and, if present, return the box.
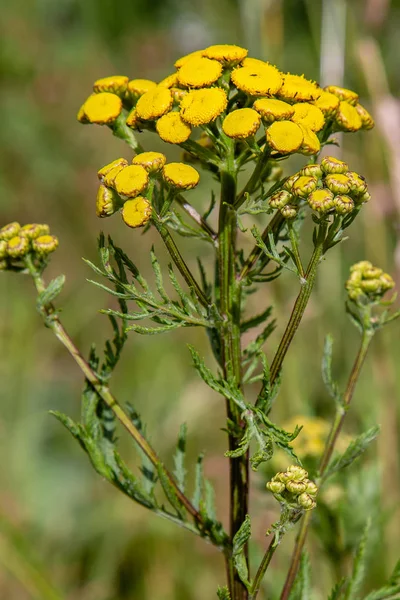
[202,44,248,64]
[132,151,167,173]
[32,235,59,255]
[266,121,304,153]
[93,75,129,96]
[313,91,340,115]
[156,111,192,143]
[19,224,50,239]
[180,88,227,126]
[121,197,152,228]
[291,103,325,131]
[126,79,157,102]
[174,50,204,69]
[177,56,222,88]
[278,73,321,102]
[81,92,122,124]
[231,64,282,96]
[222,108,261,139]
[325,85,359,106]
[135,87,173,120]
[335,101,362,132]
[114,165,149,198]
[7,236,30,258]
[253,98,294,122]
[163,163,200,190]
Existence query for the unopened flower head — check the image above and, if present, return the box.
[163,163,200,190]
[93,75,128,96]
[32,235,59,255]
[98,159,129,188]
[298,125,321,155]
[0,222,21,240]
[19,224,50,240]
[280,204,298,220]
[355,104,374,130]
[297,492,317,510]
[266,121,304,153]
[334,195,355,214]
[126,109,139,129]
[335,101,362,132]
[114,165,149,199]
[283,174,300,192]
[325,174,352,195]
[79,92,122,125]
[96,184,122,217]
[121,197,152,228]
[7,236,30,258]
[135,87,173,121]
[313,91,340,115]
[300,164,323,179]
[203,44,248,64]
[180,88,227,126]
[231,64,282,96]
[132,151,167,173]
[292,175,318,198]
[156,111,192,143]
[266,480,285,494]
[324,85,359,105]
[253,98,295,124]
[307,189,335,213]
[177,56,222,88]
[222,108,261,139]
[321,156,348,175]
[287,465,308,481]
[347,172,368,196]
[269,190,293,209]
[346,261,395,301]
[286,480,307,494]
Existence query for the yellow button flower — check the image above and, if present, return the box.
[114,165,149,198]
[325,85,359,106]
[266,121,304,153]
[158,73,179,88]
[180,88,227,126]
[174,50,204,69]
[0,222,21,240]
[253,98,294,122]
[97,158,129,182]
[269,190,293,209]
[132,151,167,173]
[103,164,127,187]
[126,108,139,129]
[231,64,282,96]
[156,111,192,143]
[313,91,340,115]
[32,235,59,255]
[241,57,272,70]
[321,156,348,174]
[96,185,121,217]
[307,189,335,213]
[280,205,298,219]
[334,194,354,214]
[300,164,322,178]
[292,176,318,198]
[202,44,248,64]
[298,125,321,155]
[93,75,129,96]
[278,73,321,101]
[19,224,50,239]
[222,108,261,139]
[80,92,122,125]
[7,236,30,258]
[347,171,367,195]
[291,103,325,131]
[121,197,152,228]
[135,87,173,120]
[355,103,374,130]
[335,101,362,132]
[325,174,352,194]
[126,79,157,102]
[163,163,200,190]
[177,56,222,88]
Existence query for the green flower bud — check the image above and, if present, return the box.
[297,492,317,510]
[363,267,383,280]
[292,175,318,198]
[286,480,307,494]
[380,273,395,290]
[287,465,308,481]
[96,184,123,217]
[266,480,285,494]
[19,224,50,240]
[269,189,293,209]
[361,279,381,293]
[347,171,367,195]
[32,235,59,255]
[325,174,352,194]
[358,191,371,204]
[334,194,354,214]
[304,480,318,496]
[7,235,30,258]
[320,156,348,175]
[280,204,298,219]
[283,174,300,192]
[0,222,21,241]
[275,471,293,483]
[299,164,323,179]
[307,189,335,213]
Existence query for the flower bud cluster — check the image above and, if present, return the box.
[269,156,370,219]
[0,222,58,271]
[266,465,317,510]
[96,152,200,227]
[346,261,395,301]
[77,45,373,156]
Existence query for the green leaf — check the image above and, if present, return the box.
[37,275,65,307]
[362,560,400,600]
[232,515,251,590]
[327,579,347,600]
[241,305,273,333]
[192,453,204,511]
[112,452,155,509]
[344,520,370,600]
[322,335,341,403]
[173,423,187,493]
[324,426,380,480]
[151,248,169,303]
[49,411,85,448]
[157,463,185,519]
[217,586,231,599]
[204,479,217,522]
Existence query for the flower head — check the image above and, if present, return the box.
[96,184,122,217]
[135,87,173,121]
[253,98,294,122]
[158,73,179,88]
[313,91,340,115]
[174,50,204,69]
[121,197,152,228]
[346,261,395,301]
[231,64,282,96]
[97,158,129,183]
[355,103,374,130]
[222,108,261,139]
[0,222,21,240]
[203,44,247,64]
[114,165,149,199]
[156,111,192,143]
[321,156,348,174]
[132,151,167,173]
[163,163,200,190]
[32,235,59,255]
[19,224,50,239]
[307,189,335,213]
[298,125,321,155]
[335,101,362,132]
[180,88,227,126]
[266,121,304,153]
[325,174,352,194]
[280,204,298,219]
[126,79,157,102]
[291,102,325,131]
[177,57,222,88]
[299,164,322,178]
[334,194,354,214]
[325,85,359,106]
[269,190,293,209]
[7,236,30,258]
[278,73,321,101]
[93,75,129,96]
[79,92,122,125]
[126,109,139,129]
[292,175,318,198]
[347,171,368,196]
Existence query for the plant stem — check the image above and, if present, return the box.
[249,535,279,599]
[279,327,374,600]
[26,257,203,529]
[218,144,249,600]
[287,223,305,279]
[234,146,271,209]
[153,219,210,308]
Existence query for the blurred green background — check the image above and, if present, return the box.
[1,0,400,598]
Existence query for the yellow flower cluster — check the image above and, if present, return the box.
[0,222,58,270]
[77,45,373,154]
[346,261,395,301]
[269,156,371,219]
[96,153,200,226]
[266,465,317,510]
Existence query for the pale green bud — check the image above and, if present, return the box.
[320,156,348,174]
[287,465,308,481]
[297,492,317,510]
[280,205,297,219]
[334,194,354,214]
[292,176,318,198]
[286,480,307,494]
[266,480,285,494]
[269,189,292,209]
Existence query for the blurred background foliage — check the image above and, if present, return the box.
[1,0,400,598]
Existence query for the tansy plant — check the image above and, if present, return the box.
[2,44,400,600]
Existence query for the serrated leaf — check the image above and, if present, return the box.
[127,323,181,335]
[157,463,185,519]
[173,423,187,493]
[324,426,380,480]
[217,586,231,599]
[232,515,251,590]
[344,520,370,600]
[322,335,341,403]
[241,305,273,333]
[50,411,85,448]
[37,275,65,307]
[362,560,400,600]
[204,479,217,522]
[328,578,347,600]
[192,453,204,511]
[113,452,155,509]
